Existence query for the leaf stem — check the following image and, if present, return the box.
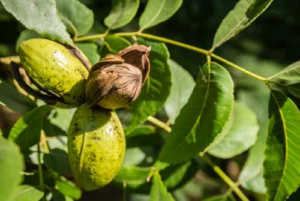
[210,53,266,81]
[37,143,44,191]
[74,33,108,42]
[202,155,249,201]
[147,116,171,133]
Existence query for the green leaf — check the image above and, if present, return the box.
[207,102,259,159]
[139,0,183,31]
[16,29,41,51]
[203,194,236,201]
[123,147,147,166]
[115,161,197,193]
[0,79,37,115]
[101,35,131,57]
[162,160,198,190]
[126,125,156,138]
[157,62,234,165]
[0,0,72,44]
[212,0,273,51]
[235,54,281,194]
[43,148,71,175]
[165,59,195,123]
[268,61,300,83]
[75,42,100,65]
[9,185,43,201]
[126,38,171,134]
[47,108,75,133]
[55,0,94,36]
[8,105,51,152]
[264,91,300,201]
[104,0,139,30]
[56,178,81,200]
[0,138,23,201]
[287,83,300,99]
[114,166,151,189]
[51,189,65,201]
[149,172,175,201]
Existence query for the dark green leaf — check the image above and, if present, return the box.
[0,0,72,44]
[43,118,66,137]
[55,0,93,36]
[165,59,195,123]
[207,102,259,158]
[287,83,300,99]
[16,29,41,51]
[162,160,198,190]
[0,138,23,201]
[0,79,37,115]
[104,0,139,30]
[149,172,175,201]
[157,62,234,165]
[56,178,81,200]
[139,0,183,31]
[9,185,43,201]
[268,61,300,83]
[75,42,100,65]
[43,148,71,175]
[212,0,273,51]
[126,38,171,134]
[8,105,51,152]
[51,189,65,201]
[264,91,300,201]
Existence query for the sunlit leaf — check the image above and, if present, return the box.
[165,59,195,123]
[264,91,300,201]
[0,0,72,44]
[104,0,139,30]
[207,102,259,158]
[156,62,234,166]
[268,61,300,83]
[55,0,94,36]
[9,185,43,201]
[126,38,171,134]
[149,172,175,201]
[56,178,81,200]
[0,138,23,201]
[212,0,273,51]
[139,0,183,31]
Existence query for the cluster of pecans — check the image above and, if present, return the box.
[12,38,151,190]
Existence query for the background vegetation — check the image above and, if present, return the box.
[1,0,300,200]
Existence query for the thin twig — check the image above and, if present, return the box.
[202,155,249,201]
[147,116,171,133]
